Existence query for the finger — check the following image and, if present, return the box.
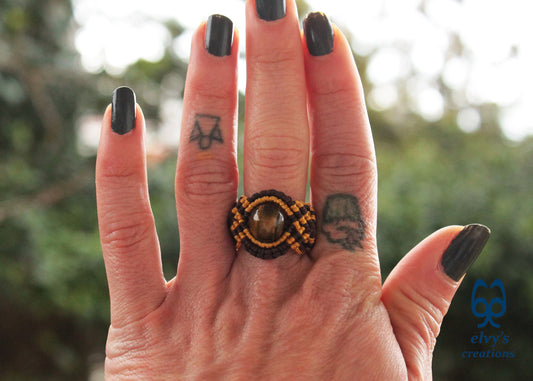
[243,0,309,200]
[175,16,239,284]
[304,14,377,263]
[382,224,490,379]
[96,88,166,328]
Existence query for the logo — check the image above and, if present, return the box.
[471,279,506,328]
[461,279,515,359]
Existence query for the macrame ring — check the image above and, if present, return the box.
[229,190,317,259]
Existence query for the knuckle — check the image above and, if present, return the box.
[251,49,299,73]
[302,255,381,317]
[178,159,237,201]
[247,135,307,175]
[314,152,376,182]
[396,285,448,350]
[97,164,143,187]
[100,210,155,252]
[312,99,369,134]
[313,83,359,99]
[187,80,236,108]
[309,71,363,108]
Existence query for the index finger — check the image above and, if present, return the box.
[305,15,378,267]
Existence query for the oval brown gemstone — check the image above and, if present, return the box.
[248,202,285,243]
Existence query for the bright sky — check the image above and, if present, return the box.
[73,0,533,142]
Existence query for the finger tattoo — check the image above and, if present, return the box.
[321,194,366,251]
[189,114,223,150]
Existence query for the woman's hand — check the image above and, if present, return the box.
[96,1,490,379]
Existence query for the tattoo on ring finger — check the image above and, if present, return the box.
[189,114,223,150]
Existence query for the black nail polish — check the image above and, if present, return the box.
[111,86,136,135]
[303,12,334,56]
[205,14,233,57]
[441,224,491,281]
[256,0,286,21]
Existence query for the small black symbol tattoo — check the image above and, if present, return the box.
[321,194,366,251]
[189,114,223,150]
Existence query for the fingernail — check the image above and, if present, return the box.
[441,224,491,281]
[111,86,136,135]
[205,14,233,57]
[303,12,334,56]
[256,0,286,21]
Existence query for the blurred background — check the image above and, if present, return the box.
[0,0,531,379]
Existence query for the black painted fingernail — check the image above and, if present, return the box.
[205,14,233,57]
[303,12,334,56]
[441,224,491,281]
[111,86,136,135]
[256,0,286,21]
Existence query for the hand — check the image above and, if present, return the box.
[96,1,490,379]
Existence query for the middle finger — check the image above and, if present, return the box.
[244,0,309,200]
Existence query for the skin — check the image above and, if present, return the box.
[96,1,468,379]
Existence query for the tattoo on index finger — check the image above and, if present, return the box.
[321,194,366,251]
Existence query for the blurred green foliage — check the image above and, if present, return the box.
[0,0,531,380]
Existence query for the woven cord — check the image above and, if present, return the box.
[229,190,316,259]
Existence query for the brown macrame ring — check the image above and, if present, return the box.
[228,190,317,259]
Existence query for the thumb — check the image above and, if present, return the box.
[382,224,490,380]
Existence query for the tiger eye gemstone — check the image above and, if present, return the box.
[248,203,285,243]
